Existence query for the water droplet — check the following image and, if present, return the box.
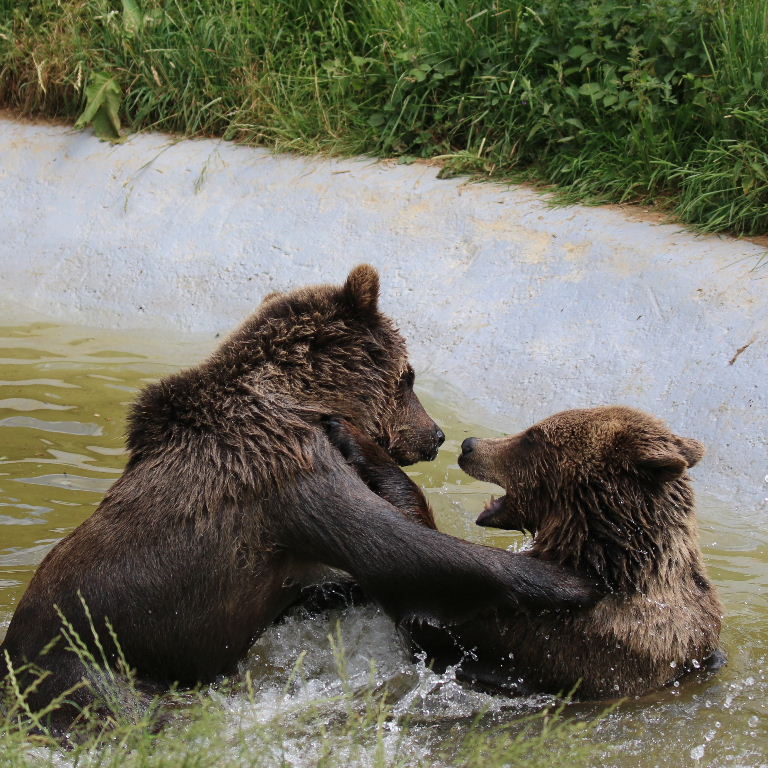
[690,745,705,761]
[670,660,678,668]
[748,715,759,727]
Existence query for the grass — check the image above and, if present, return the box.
[0,692,606,768]
[0,0,768,235]
[0,0,765,233]
[0,616,609,768]
[0,686,607,768]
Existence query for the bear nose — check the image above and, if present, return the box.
[435,428,445,447]
[461,437,477,455]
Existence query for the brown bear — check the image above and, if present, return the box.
[0,266,595,728]
[326,405,724,699]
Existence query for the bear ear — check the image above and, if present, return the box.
[344,264,380,314]
[635,435,705,481]
[261,290,285,304]
[636,447,687,481]
[675,436,706,467]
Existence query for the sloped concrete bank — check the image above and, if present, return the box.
[0,118,765,514]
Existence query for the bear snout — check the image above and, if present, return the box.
[425,426,446,461]
[425,427,445,461]
[461,437,477,455]
[390,422,445,464]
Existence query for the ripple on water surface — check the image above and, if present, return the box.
[0,321,765,768]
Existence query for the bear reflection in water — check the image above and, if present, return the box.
[325,405,724,699]
[0,265,596,730]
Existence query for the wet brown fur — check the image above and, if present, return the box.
[0,267,596,728]
[330,407,724,699]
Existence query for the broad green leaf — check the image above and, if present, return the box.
[567,45,588,59]
[749,161,767,182]
[368,112,386,127]
[75,72,122,141]
[433,61,458,75]
[122,0,142,35]
[692,91,708,107]
[578,82,602,97]
[660,35,676,57]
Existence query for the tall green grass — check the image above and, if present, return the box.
[0,0,766,234]
[0,617,607,768]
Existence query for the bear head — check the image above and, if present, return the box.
[459,406,705,592]
[211,264,444,466]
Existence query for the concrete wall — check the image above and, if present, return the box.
[1,118,766,515]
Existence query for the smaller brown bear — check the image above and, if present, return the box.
[328,406,724,699]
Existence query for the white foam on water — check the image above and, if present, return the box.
[194,604,554,768]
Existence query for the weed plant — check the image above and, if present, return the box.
[0,0,765,234]
[0,614,606,768]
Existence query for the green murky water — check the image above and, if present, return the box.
[0,321,766,767]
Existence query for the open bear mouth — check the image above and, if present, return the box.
[475,495,509,527]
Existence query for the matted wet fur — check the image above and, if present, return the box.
[0,266,596,730]
[327,407,724,699]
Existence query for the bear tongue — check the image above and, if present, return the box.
[476,495,508,527]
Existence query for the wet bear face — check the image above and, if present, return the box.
[459,406,705,533]
[243,265,444,466]
[318,265,444,465]
[382,364,445,465]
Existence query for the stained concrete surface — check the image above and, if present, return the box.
[0,118,765,513]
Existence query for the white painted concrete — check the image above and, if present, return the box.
[0,118,766,514]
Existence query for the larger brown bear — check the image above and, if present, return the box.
[327,405,723,699]
[0,266,594,727]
